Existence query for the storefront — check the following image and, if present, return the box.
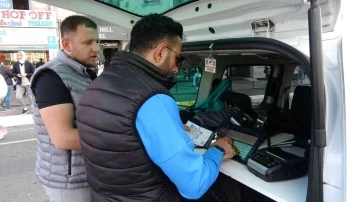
[0,9,58,64]
[97,25,130,66]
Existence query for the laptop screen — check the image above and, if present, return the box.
[217,125,264,162]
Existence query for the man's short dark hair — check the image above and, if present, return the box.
[60,15,97,38]
[3,60,10,66]
[129,14,183,55]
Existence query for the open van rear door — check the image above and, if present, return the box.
[35,0,340,201]
[36,0,340,41]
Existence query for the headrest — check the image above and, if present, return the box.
[220,91,252,111]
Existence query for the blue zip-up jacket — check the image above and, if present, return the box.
[136,94,223,199]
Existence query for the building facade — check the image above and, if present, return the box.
[87,16,130,67]
[0,1,58,64]
[0,0,130,66]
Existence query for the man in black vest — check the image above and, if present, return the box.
[77,14,239,202]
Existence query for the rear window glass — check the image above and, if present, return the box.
[223,66,271,106]
[170,67,202,107]
[289,65,310,106]
[95,0,197,17]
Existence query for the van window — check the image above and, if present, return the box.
[170,67,202,107]
[96,0,195,17]
[289,65,310,106]
[223,66,270,106]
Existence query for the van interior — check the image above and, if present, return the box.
[172,37,313,201]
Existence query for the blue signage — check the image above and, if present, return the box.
[0,29,6,36]
[47,36,57,49]
[0,29,6,43]
[0,0,12,9]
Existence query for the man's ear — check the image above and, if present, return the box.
[153,43,167,64]
[62,38,71,53]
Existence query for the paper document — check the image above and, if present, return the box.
[185,121,213,147]
[259,133,295,149]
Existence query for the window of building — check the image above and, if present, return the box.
[12,0,30,10]
[223,66,271,106]
[170,67,202,107]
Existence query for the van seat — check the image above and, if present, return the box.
[220,91,252,111]
[288,85,312,138]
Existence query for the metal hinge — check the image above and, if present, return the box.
[251,19,274,38]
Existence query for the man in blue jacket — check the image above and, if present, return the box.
[77,14,240,202]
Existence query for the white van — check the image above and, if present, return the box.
[36,0,359,201]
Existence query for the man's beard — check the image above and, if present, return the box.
[73,55,95,68]
[158,55,173,75]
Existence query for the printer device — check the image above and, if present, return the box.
[247,147,307,182]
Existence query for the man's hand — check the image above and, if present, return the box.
[0,96,3,102]
[213,137,235,160]
[184,124,191,132]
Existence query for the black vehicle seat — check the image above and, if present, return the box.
[220,92,260,129]
[287,85,312,138]
[220,91,253,111]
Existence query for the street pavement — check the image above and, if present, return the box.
[0,89,32,117]
[0,125,48,202]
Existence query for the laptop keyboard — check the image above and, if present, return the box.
[233,141,252,160]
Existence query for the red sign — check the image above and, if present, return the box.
[1,10,53,20]
[0,9,56,28]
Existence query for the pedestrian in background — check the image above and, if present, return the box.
[97,61,104,76]
[12,51,35,114]
[36,58,45,68]
[0,74,8,139]
[0,60,13,111]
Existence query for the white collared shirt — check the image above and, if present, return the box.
[19,63,30,86]
[19,63,25,75]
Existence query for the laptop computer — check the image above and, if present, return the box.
[216,123,266,164]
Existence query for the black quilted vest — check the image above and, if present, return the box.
[77,51,181,202]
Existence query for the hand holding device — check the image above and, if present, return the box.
[213,138,235,160]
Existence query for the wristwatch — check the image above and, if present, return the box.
[214,145,225,155]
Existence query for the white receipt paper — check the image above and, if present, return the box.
[185,121,213,147]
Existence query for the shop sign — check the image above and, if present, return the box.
[0,9,56,28]
[100,41,120,47]
[0,27,58,50]
[98,26,129,40]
